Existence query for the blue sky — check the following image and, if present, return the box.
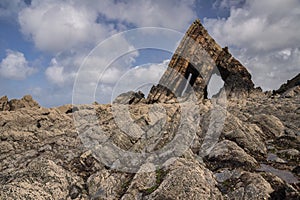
[0,0,299,107]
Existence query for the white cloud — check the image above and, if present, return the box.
[100,60,169,103]
[0,50,36,80]
[45,60,64,85]
[45,58,76,86]
[18,0,196,54]
[204,0,300,90]
[90,0,196,31]
[73,47,140,104]
[18,0,193,97]
[205,0,300,53]
[44,34,141,105]
[15,0,197,105]
[236,47,300,91]
[18,0,111,53]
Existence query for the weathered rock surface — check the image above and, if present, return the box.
[222,114,267,158]
[1,158,85,199]
[0,91,299,199]
[251,114,285,139]
[0,95,40,111]
[281,85,300,98]
[147,19,255,103]
[0,96,10,111]
[275,73,300,95]
[146,158,223,200]
[206,140,258,171]
[113,91,146,104]
[226,171,274,199]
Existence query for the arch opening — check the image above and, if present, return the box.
[206,73,224,99]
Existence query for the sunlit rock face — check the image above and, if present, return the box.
[147,20,255,103]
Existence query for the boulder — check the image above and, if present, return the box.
[222,114,267,158]
[0,96,10,111]
[114,91,146,104]
[251,114,285,139]
[275,73,300,95]
[281,85,300,98]
[10,95,40,110]
[206,140,258,170]
[227,171,274,200]
[146,159,222,200]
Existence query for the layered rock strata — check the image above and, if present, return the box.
[147,19,255,103]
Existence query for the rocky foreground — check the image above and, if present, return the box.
[0,83,299,199]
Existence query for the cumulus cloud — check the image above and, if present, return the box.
[18,0,111,53]
[236,47,300,90]
[44,31,139,89]
[45,58,77,86]
[18,0,196,54]
[90,0,196,30]
[112,60,169,93]
[98,60,169,103]
[16,0,195,105]
[204,0,300,90]
[205,0,300,53]
[0,50,36,80]
[73,46,140,104]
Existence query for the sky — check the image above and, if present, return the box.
[0,0,299,107]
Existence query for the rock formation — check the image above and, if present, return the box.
[0,95,40,111]
[147,19,255,103]
[0,96,10,111]
[274,73,300,98]
[113,91,146,104]
[0,91,299,199]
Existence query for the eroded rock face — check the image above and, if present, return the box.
[1,91,299,199]
[281,85,300,98]
[0,95,40,111]
[147,20,255,103]
[227,171,274,200]
[146,158,223,200]
[275,73,300,95]
[1,158,85,199]
[206,140,258,171]
[0,96,10,111]
[251,114,285,139]
[114,91,146,105]
[222,113,267,158]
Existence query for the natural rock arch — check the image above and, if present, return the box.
[147,19,255,103]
